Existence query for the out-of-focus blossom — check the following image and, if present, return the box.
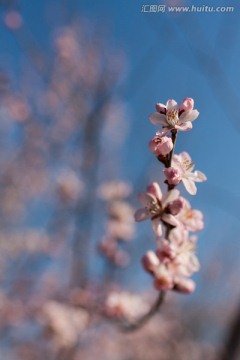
[148,135,173,156]
[108,200,134,222]
[149,98,199,136]
[41,301,89,348]
[134,182,182,236]
[105,291,150,320]
[0,292,25,326]
[164,152,207,195]
[97,181,132,200]
[4,11,23,30]
[98,237,130,267]
[142,250,160,273]
[0,230,52,257]
[176,197,204,231]
[174,277,196,294]
[107,221,135,241]
[98,183,135,266]
[106,200,135,240]
[56,170,84,203]
[4,96,30,122]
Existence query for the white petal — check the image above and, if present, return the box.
[152,218,162,237]
[156,103,166,113]
[149,112,168,126]
[166,99,178,110]
[138,192,154,207]
[182,178,197,195]
[156,127,170,137]
[171,157,184,173]
[169,227,188,245]
[179,151,192,164]
[162,189,180,207]
[134,208,150,222]
[162,213,179,227]
[193,170,207,182]
[175,121,192,131]
[179,109,199,123]
[147,182,162,201]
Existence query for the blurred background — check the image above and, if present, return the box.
[0,0,239,359]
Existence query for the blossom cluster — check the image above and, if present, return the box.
[135,98,206,294]
[98,181,135,267]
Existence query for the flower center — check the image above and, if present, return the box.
[166,109,179,127]
[147,199,161,216]
[182,159,195,172]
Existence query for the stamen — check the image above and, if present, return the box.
[147,200,161,215]
[183,161,195,171]
[166,109,179,127]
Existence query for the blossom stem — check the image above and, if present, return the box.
[120,290,165,332]
[164,130,178,239]
[121,130,178,331]
[168,130,178,169]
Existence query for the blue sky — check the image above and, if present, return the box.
[0,0,240,310]
[77,0,240,305]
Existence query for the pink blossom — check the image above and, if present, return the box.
[165,228,200,277]
[97,181,132,200]
[149,98,199,136]
[142,250,160,273]
[163,167,181,186]
[167,197,185,215]
[176,197,204,231]
[164,152,207,195]
[143,227,199,293]
[154,264,174,291]
[134,182,181,236]
[148,135,173,156]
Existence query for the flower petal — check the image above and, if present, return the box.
[142,251,160,272]
[174,277,195,294]
[152,218,163,237]
[134,208,150,222]
[163,167,182,185]
[179,109,199,123]
[161,189,180,207]
[156,103,166,114]
[138,192,154,207]
[156,127,170,137]
[182,178,197,195]
[175,121,192,131]
[192,170,207,182]
[166,99,178,111]
[178,152,192,164]
[180,98,194,111]
[147,182,162,201]
[162,213,179,227]
[149,112,168,126]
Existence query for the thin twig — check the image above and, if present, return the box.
[120,291,165,332]
[119,129,178,332]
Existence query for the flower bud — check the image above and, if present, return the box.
[180,98,194,111]
[168,197,184,215]
[148,136,173,156]
[164,167,181,185]
[154,265,173,291]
